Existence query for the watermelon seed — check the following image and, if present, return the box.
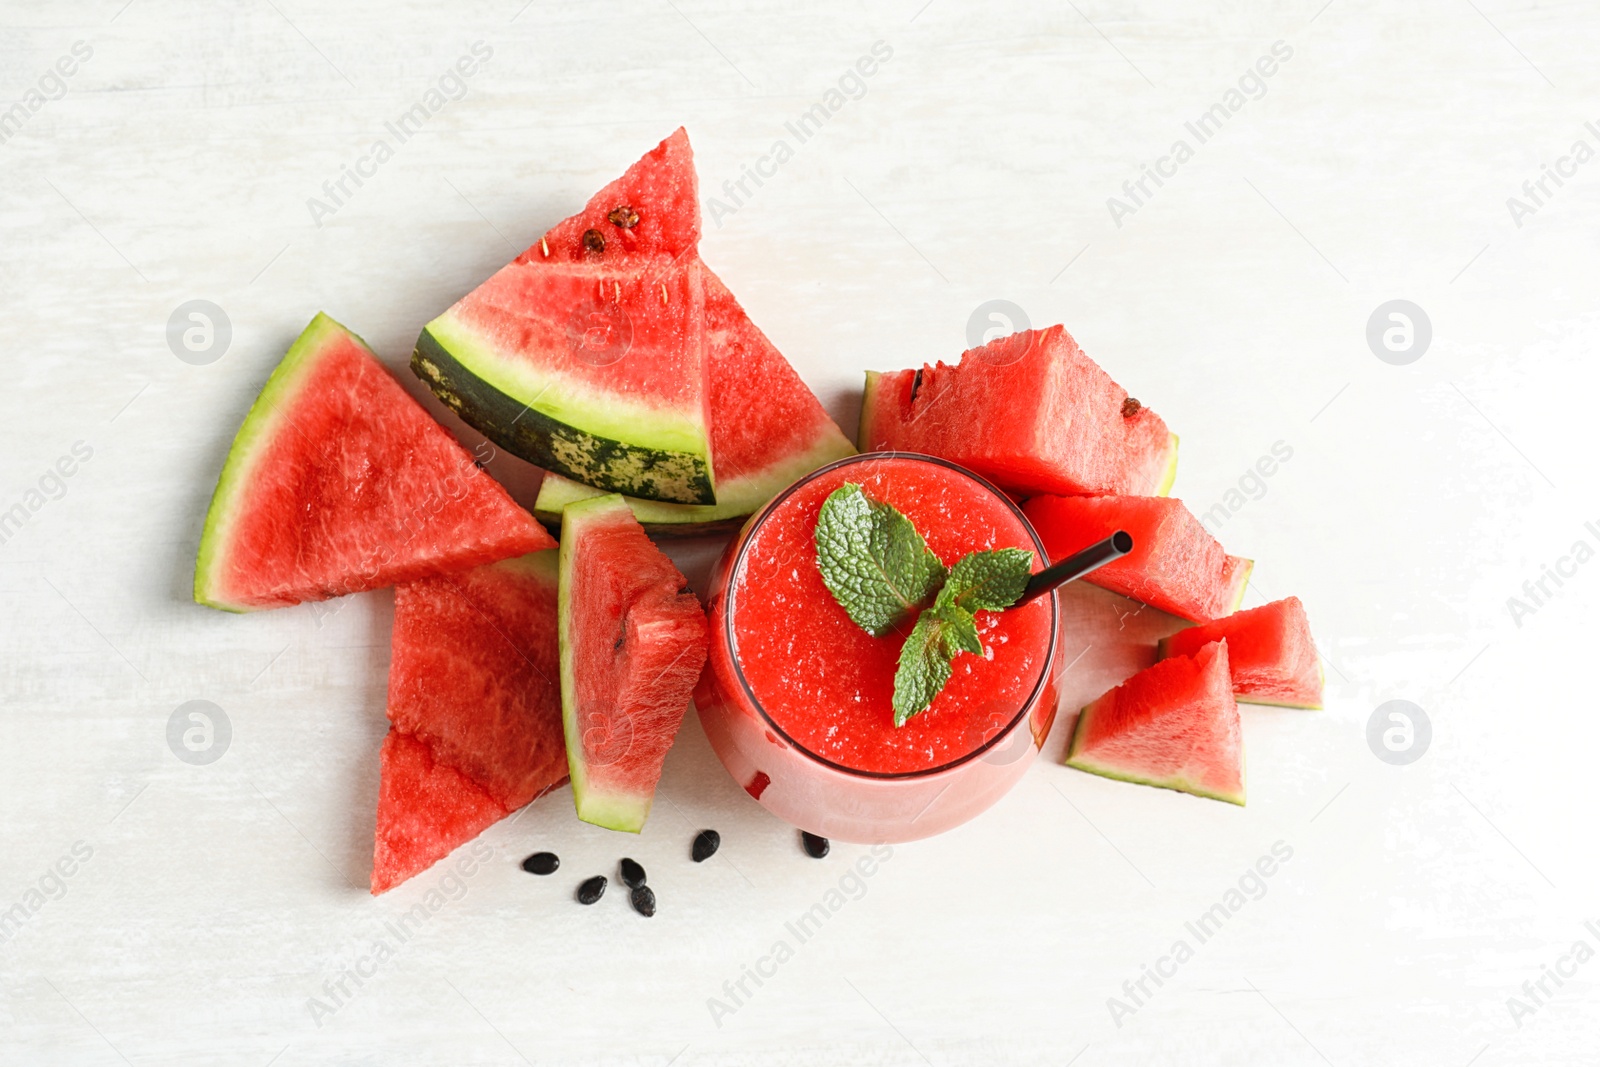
[577,875,607,904]
[540,236,550,257]
[608,205,640,228]
[1121,397,1142,417]
[910,368,924,402]
[801,832,830,859]
[521,851,559,875]
[619,857,647,889]
[692,829,720,862]
[630,884,657,917]
[582,228,606,255]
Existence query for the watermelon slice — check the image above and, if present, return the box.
[372,551,568,894]
[195,313,554,612]
[558,494,708,832]
[414,131,716,505]
[859,326,1179,497]
[534,267,856,532]
[1023,494,1251,622]
[1159,596,1323,709]
[1066,641,1245,805]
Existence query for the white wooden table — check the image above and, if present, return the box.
[3,1,1597,1063]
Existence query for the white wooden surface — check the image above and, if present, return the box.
[2,1,1598,1063]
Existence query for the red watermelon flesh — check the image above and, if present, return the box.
[195,313,553,612]
[372,551,568,894]
[525,127,699,266]
[859,325,1178,497]
[1160,596,1323,709]
[558,494,709,833]
[1023,494,1251,623]
[1067,640,1244,805]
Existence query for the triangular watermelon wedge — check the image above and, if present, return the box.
[1023,494,1251,623]
[372,551,568,894]
[534,267,856,531]
[414,131,715,505]
[195,313,555,612]
[1159,596,1323,709]
[558,494,708,832]
[1066,641,1245,805]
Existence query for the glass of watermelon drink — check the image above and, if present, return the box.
[695,453,1061,842]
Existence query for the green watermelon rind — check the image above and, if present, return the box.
[556,493,654,833]
[194,312,352,613]
[1064,695,1247,807]
[414,313,716,506]
[533,432,857,534]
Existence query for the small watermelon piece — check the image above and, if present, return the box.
[195,313,554,612]
[1066,641,1245,805]
[859,326,1179,497]
[1159,597,1323,709]
[534,266,855,532]
[414,131,716,505]
[558,494,708,832]
[372,551,568,894]
[1023,494,1251,622]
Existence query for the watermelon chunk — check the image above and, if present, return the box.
[195,313,554,612]
[1159,596,1323,709]
[1066,641,1245,805]
[558,495,708,832]
[534,267,856,531]
[530,127,699,264]
[859,326,1178,497]
[372,551,568,894]
[1023,494,1251,623]
[416,254,713,505]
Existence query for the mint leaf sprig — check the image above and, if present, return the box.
[814,483,1033,726]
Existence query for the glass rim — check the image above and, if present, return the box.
[723,451,1060,781]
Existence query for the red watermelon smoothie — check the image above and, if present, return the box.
[695,453,1060,842]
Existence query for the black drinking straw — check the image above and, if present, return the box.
[1017,530,1134,605]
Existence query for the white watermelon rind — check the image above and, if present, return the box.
[194,312,355,613]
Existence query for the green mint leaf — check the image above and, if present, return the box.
[938,606,982,658]
[934,548,1034,615]
[892,610,955,727]
[815,483,947,637]
[892,549,1033,726]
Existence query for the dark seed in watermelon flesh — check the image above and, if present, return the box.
[801,832,830,859]
[577,875,607,904]
[371,552,569,894]
[1067,640,1244,805]
[1023,494,1252,623]
[859,325,1178,498]
[195,313,554,612]
[692,829,720,862]
[619,857,647,888]
[558,494,709,833]
[582,228,605,254]
[1159,597,1323,709]
[522,852,559,875]
[607,205,640,228]
[630,884,656,917]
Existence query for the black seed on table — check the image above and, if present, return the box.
[576,875,607,905]
[691,829,720,863]
[801,832,830,859]
[630,884,657,917]
[619,857,647,889]
[521,851,559,875]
